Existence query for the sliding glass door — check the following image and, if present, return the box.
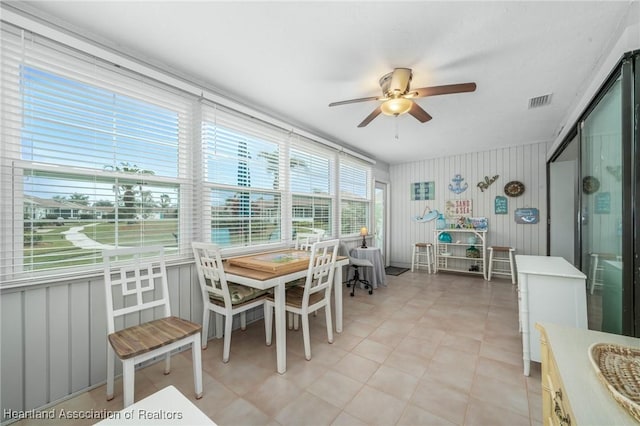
[580,76,623,333]
[548,51,639,337]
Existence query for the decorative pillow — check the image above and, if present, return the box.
[285,277,306,288]
[207,281,267,305]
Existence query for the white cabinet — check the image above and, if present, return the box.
[536,323,640,425]
[515,255,587,376]
[433,229,487,279]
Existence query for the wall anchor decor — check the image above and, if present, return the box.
[448,174,468,194]
[477,175,499,192]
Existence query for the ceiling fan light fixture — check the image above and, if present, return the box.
[380,98,412,116]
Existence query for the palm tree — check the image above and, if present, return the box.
[258,151,307,190]
[105,162,155,222]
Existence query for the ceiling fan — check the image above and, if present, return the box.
[329,68,476,127]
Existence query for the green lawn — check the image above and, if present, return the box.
[24,219,179,270]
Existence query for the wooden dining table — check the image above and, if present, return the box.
[223,249,349,374]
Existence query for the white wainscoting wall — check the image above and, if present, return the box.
[389,141,552,267]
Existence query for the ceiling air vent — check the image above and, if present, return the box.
[528,93,552,109]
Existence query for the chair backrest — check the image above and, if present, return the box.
[295,232,323,250]
[192,242,232,307]
[338,241,351,259]
[102,246,172,334]
[302,239,339,303]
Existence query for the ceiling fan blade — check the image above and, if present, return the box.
[410,82,477,98]
[329,96,382,107]
[408,102,432,123]
[357,106,382,127]
[389,68,412,94]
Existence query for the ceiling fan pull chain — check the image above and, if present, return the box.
[395,115,399,139]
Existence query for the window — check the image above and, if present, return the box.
[1,25,190,281]
[0,20,375,284]
[339,157,371,235]
[201,105,286,248]
[290,135,334,237]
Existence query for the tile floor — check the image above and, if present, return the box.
[18,270,543,426]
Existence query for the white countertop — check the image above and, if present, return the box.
[96,386,215,425]
[537,322,640,425]
[515,255,586,279]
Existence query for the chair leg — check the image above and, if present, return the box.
[215,312,223,339]
[106,345,115,401]
[163,352,171,375]
[287,312,293,330]
[240,311,247,330]
[509,250,516,285]
[293,313,300,330]
[488,248,494,281]
[264,302,273,346]
[222,311,233,363]
[192,333,203,399]
[411,244,416,272]
[122,359,135,408]
[201,308,210,349]
[325,305,334,344]
[301,312,312,361]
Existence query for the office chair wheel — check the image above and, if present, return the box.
[350,293,354,297]
[368,289,373,295]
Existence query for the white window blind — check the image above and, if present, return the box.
[339,155,372,235]
[201,104,286,248]
[290,134,334,237]
[1,24,192,283]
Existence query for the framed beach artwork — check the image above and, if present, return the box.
[411,181,435,201]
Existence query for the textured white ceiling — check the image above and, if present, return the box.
[16,1,637,164]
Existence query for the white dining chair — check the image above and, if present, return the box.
[294,231,323,250]
[102,246,203,408]
[192,242,268,362]
[264,239,339,360]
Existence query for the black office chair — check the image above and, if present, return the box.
[339,242,373,297]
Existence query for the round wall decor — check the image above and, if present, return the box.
[583,176,600,194]
[504,181,525,197]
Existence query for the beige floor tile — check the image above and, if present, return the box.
[410,377,469,425]
[470,373,530,418]
[423,358,476,394]
[396,403,456,426]
[366,365,419,401]
[344,385,407,426]
[275,391,341,426]
[367,325,409,349]
[307,369,364,408]
[464,396,530,426]
[476,356,527,389]
[331,352,380,383]
[330,411,368,426]
[351,338,393,364]
[479,341,523,368]
[243,375,302,418]
[20,271,546,426]
[214,397,271,426]
[383,349,430,378]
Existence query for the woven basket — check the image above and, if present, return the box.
[588,343,640,422]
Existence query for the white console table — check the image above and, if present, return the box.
[515,255,587,376]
